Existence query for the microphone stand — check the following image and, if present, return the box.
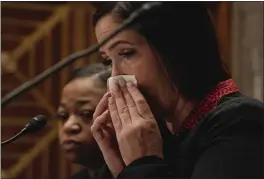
[1,129,26,146]
[1,2,161,108]
[2,115,47,146]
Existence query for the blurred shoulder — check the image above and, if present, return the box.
[196,94,264,137]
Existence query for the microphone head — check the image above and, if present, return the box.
[25,115,47,133]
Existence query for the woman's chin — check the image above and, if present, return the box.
[64,152,79,163]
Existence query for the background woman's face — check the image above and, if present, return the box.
[57,76,106,164]
[95,14,177,118]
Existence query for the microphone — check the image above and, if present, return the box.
[1,2,162,108]
[1,115,47,146]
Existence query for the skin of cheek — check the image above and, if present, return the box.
[122,45,175,119]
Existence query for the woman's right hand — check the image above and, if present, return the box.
[91,92,125,177]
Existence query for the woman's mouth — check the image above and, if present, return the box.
[61,140,81,151]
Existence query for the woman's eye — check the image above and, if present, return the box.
[118,49,136,60]
[102,58,112,67]
[56,113,69,121]
[79,110,93,120]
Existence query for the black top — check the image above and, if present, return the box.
[67,169,90,179]
[97,92,264,179]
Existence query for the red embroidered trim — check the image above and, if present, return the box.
[181,79,239,130]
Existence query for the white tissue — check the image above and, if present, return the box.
[108,75,137,90]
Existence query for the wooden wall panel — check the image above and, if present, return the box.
[1,2,97,119]
[1,3,98,179]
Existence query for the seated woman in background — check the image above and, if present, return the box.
[56,64,111,179]
[91,2,264,179]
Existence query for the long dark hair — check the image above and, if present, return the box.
[93,2,229,100]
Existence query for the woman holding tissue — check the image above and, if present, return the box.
[91,2,264,179]
[57,64,111,179]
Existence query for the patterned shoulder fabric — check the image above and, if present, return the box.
[180,79,239,132]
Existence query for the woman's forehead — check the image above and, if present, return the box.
[95,14,145,51]
[62,78,102,98]
[95,14,121,42]
[59,81,105,110]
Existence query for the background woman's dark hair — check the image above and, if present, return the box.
[68,63,111,86]
[93,2,230,100]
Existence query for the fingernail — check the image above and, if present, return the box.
[104,92,110,97]
[118,78,126,87]
[126,81,133,87]
[111,81,119,92]
[103,110,109,115]
[108,97,114,104]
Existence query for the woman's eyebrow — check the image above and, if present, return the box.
[100,40,134,55]
[76,99,91,107]
[108,40,134,51]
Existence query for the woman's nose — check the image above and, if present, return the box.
[63,115,81,134]
[111,63,123,76]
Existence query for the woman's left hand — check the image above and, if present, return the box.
[108,78,163,166]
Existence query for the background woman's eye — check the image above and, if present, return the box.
[56,113,69,121]
[119,49,136,59]
[79,110,94,120]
